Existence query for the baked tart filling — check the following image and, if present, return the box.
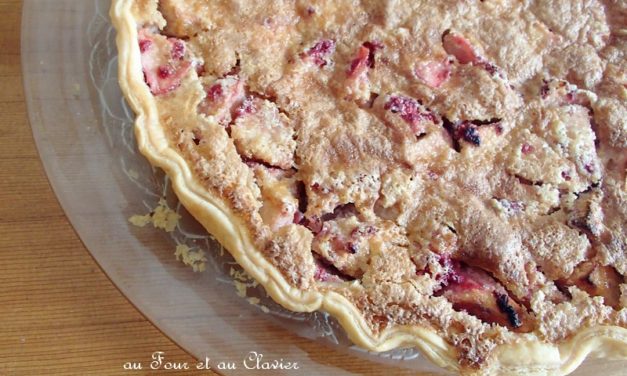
[112,0,627,373]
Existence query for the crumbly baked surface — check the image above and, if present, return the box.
[112,0,627,373]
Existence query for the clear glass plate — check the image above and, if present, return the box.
[21,1,623,375]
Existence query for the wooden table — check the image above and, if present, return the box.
[0,1,212,374]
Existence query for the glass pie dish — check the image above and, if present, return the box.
[21,1,624,375]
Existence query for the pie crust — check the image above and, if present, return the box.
[111,1,627,374]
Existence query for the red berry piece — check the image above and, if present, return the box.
[139,29,192,95]
[170,39,186,60]
[206,84,223,102]
[561,171,572,181]
[347,45,370,77]
[310,182,330,195]
[384,95,436,133]
[362,40,384,68]
[197,77,246,123]
[521,143,534,154]
[434,255,464,286]
[478,61,499,76]
[443,120,482,149]
[139,39,153,53]
[443,32,479,65]
[540,80,550,98]
[415,60,451,88]
[442,31,503,77]
[347,41,383,77]
[235,96,257,117]
[158,65,175,79]
[302,39,336,67]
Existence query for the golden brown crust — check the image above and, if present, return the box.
[112,0,627,374]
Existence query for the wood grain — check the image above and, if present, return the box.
[0,1,212,374]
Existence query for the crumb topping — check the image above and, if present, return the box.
[126,0,626,369]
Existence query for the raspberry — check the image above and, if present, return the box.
[158,65,175,79]
[139,39,153,53]
[348,46,370,76]
[362,40,384,68]
[561,171,572,181]
[540,79,550,98]
[435,255,463,286]
[347,41,383,76]
[521,143,534,154]
[139,29,192,95]
[302,39,336,67]
[442,32,479,64]
[384,95,436,131]
[479,61,499,76]
[236,96,257,116]
[206,84,223,101]
[170,39,186,60]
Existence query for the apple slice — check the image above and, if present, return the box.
[558,261,623,308]
[436,260,532,331]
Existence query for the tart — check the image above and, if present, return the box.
[110,0,627,374]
